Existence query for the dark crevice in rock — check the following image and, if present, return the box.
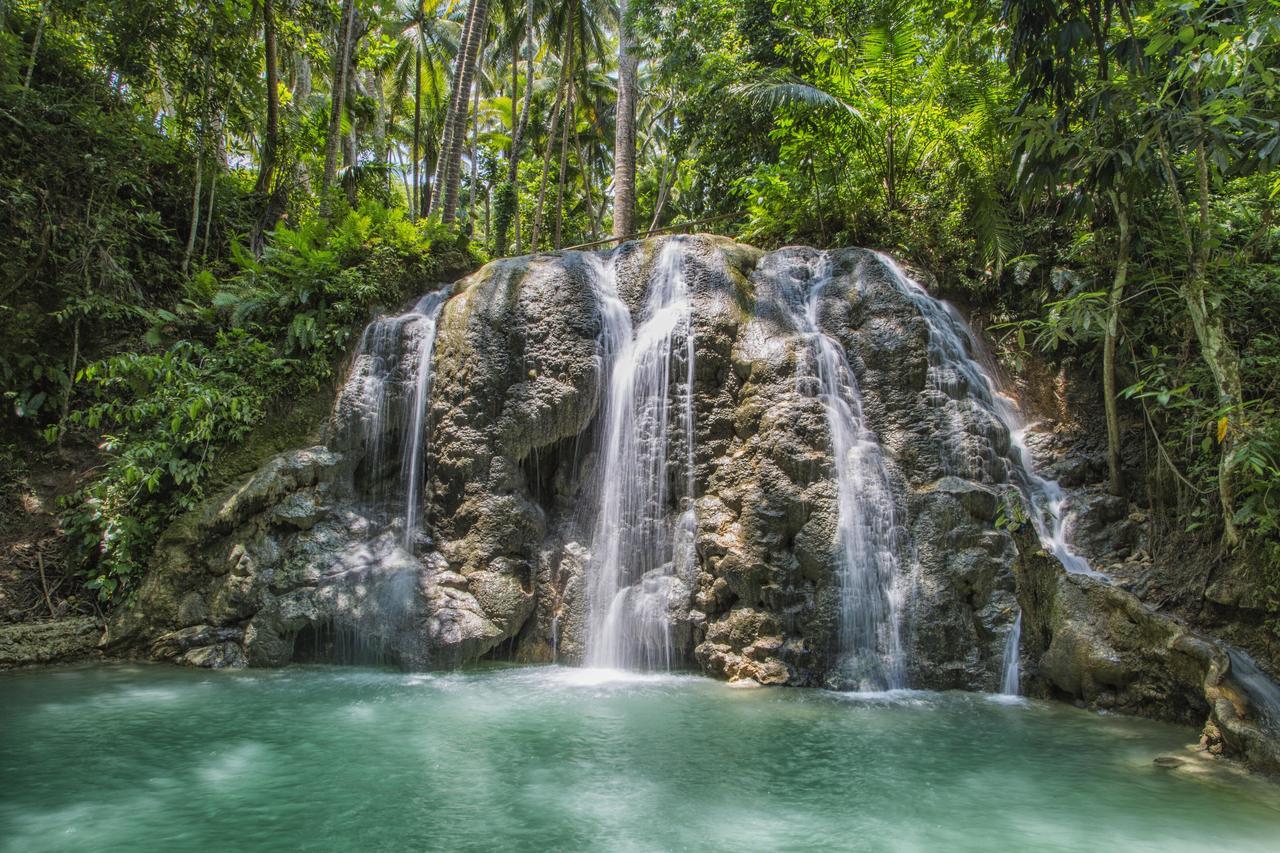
[290,619,339,664]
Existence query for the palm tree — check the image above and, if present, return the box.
[495,0,537,253]
[529,0,612,249]
[392,1,460,218]
[569,55,615,241]
[321,0,359,207]
[250,0,284,254]
[433,0,491,223]
[612,0,637,239]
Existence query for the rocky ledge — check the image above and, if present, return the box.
[95,236,1280,774]
[0,616,102,668]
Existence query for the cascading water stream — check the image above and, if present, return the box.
[1000,612,1022,695]
[339,291,449,548]
[321,291,448,664]
[868,253,1280,709]
[1226,646,1280,735]
[399,294,448,549]
[782,252,905,690]
[871,253,1100,696]
[585,241,697,670]
[872,253,1093,578]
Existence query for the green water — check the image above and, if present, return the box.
[2,664,1277,851]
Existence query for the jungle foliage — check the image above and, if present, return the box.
[1,0,1277,620]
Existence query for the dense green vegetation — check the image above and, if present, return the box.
[1,0,1277,620]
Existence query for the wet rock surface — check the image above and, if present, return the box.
[108,241,1015,688]
[100,236,1280,771]
[1010,525,1280,774]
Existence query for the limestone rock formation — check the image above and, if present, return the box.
[101,235,1280,770]
[0,616,101,667]
[1010,526,1280,774]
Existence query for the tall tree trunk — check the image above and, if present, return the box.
[507,0,535,253]
[1103,190,1130,497]
[203,171,217,258]
[183,146,204,275]
[203,119,222,259]
[1155,117,1244,544]
[254,0,281,197]
[575,133,599,242]
[24,0,50,89]
[649,154,671,232]
[250,0,283,254]
[412,46,422,218]
[289,49,313,193]
[885,130,896,211]
[431,0,477,216]
[321,0,358,208]
[499,38,518,254]
[423,140,438,215]
[295,47,312,100]
[437,0,490,224]
[344,61,363,207]
[612,0,638,239]
[554,70,573,249]
[369,69,388,183]
[470,80,480,229]
[1186,133,1244,545]
[395,147,413,205]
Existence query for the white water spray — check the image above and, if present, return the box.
[873,253,1104,696]
[873,253,1093,578]
[780,252,905,689]
[337,290,448,548]
[1000,612,1022,695]
[585,241,697,669]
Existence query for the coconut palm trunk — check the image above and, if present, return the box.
[574,132,599,242]
[1103,189,1130,497]
[507,0,535,252]
[254,0,280,197]
[612,0,637,238]
[431,0,475,216]
[1188,133,1245,545]
[250,0,284,253]
[530,34,569,251]
[553,71,573,248]
[412,46,422,218]
[470,79,481,229]
[435,0,490,223]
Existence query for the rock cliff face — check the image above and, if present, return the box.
[1010,526,1280,772]
[104,235,1280,771]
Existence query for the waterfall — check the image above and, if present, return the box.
[872,253,1095,578]
[1000,612,1022,695]
[1226,646,1280,735]
[399,294,447,549]
[872,254,1105,697]
[585,240,697,670]
[304,289,451,665]
[783,252,905,690]
[336,290,448,547]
